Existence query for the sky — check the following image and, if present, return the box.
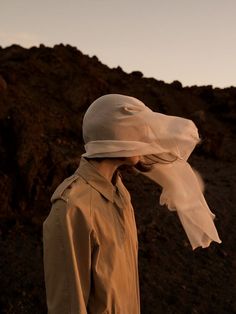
[0,0,235,88]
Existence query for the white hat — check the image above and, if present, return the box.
[82,94,221,249]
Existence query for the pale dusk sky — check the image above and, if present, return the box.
[0,0,235,87]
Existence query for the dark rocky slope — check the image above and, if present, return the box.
[0,44,235,313]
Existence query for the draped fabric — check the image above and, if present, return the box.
[82,94,221,249]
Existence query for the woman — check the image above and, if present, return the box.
[43,94,221,314]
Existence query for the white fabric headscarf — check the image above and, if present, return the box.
[82,94,221,249]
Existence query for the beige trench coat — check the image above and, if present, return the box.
[43,158,140,314]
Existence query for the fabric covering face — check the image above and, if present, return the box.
[83,94,199,159]
[82,94,221,249]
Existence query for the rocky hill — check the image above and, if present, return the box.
[0,44,235,313]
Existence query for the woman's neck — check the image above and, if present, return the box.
[88,159,122,183]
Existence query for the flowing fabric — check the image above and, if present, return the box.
[82,94,221,249]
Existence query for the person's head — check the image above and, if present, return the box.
[82,94,153,165]
[82,94,199,166]
[82,94,150,148]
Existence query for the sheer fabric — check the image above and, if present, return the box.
[82,94,221,249]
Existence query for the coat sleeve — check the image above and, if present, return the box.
[43,198,94,314]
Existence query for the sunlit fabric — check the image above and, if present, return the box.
[82,94,221,249]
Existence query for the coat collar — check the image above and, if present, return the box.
[75,157,119,203]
